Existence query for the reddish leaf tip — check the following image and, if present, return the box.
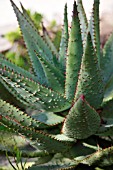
[80,94,85,101]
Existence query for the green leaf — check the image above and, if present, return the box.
[97,118,113,136]
[28,164,76,170]
[65,1,83,101]
[101,33,113,84]
[10,0,54,62]
[0,54,37,81]
[31,111,64,126]
[62,95,101,139]
[89,0,100,66]
[0,68,71,112]
[0,99,48,129]
[10,0,56,85]
[0,74,29,108]
[103,74,113,102]
[54,134,75,142]
[0,55,37,108]
[59,3,69,70]
[75,32,103,109]
[28,165,61,170]
[0,116,72,154]
[27,156,78,170]
[0,82,26,109]
[35,53,65,93]
[0,131,49,158]
[101,98,113,118]
[65,141,99,159]
[77,0,88,44]
[0,131,35,157]
[42,23,59,59]
[82,146,113,167]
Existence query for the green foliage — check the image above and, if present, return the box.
[5,9,61,72]
[1,0,113,169]
[5,28,21,43]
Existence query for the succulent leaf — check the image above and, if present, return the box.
[82,146,113,167]
[35,52,65,93]
[0,131,47,158]
[0,74,29,107]
[42,23,59,59]
[10,0,54,63]
[0,99,49,129]
[103,74,113,103]
[68,141,99,159]
[101,99,113,118]
[0,116,72,154]
[89,0,100,65]
[59,3,69,71]
[31,111,64,126]
[55,134,75,142]
[27,164,77,170]
[0,55,37,81]
[101,33,113,84]
[97,118,113,136]
[0,68,71,112]
[75,32,103,109]
[10,0,56,85]
[77,0,88,44]
[62,96,101,139]
[1,0,113,168]
[0,81,26,109]
[65,1,83,101]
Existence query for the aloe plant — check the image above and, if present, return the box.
[1,0,113,169]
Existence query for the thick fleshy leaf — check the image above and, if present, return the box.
[77,0,88,44]
[0,130,50,159]
[82,146,113,167]
[65,140,99,160]
[0,131,43,158]
[101,33,113,84]
[97,118,113,136]
[89,0,100,65]
[10,0,54,62]
[101,99,113,118]
[65,1,83,100]
[75,32,103,109]
[0,55,37,108]
[59,3,69,70]
[0,99,48,129]
[27,155,78,170]
[0,72,29,108]
[35,53,65,93]
[103,74,113,102]
[42,24,59,59]
[55,134,75,142]
[0,54,37,81]
[0,68,71,112]
[27,152,81,170]
[62,95,101,139]
[0,116,72,154]
[10,0,56,85]
[0,82,26,109]
[28,164,77,170]
[31,111,64,126]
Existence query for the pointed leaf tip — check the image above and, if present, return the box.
[75,32,104,109]
[80,94,85,101]
[73,1,78,16]
[63,96,101,139]
[65,0,83,100]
